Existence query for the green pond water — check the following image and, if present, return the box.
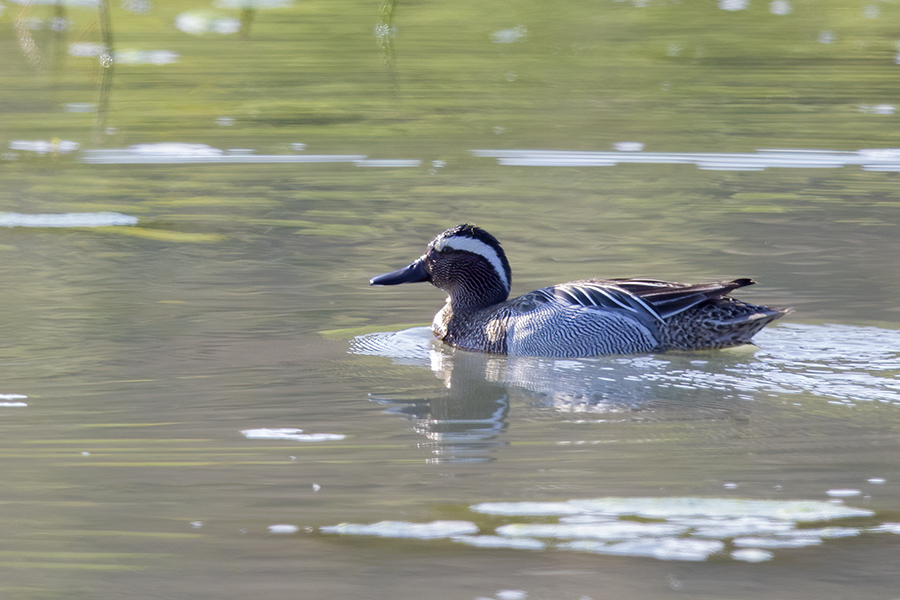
[2,0,900,598]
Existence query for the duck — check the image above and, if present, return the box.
[370,224,790,358]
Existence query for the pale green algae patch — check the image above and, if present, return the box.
[320,497,883,563]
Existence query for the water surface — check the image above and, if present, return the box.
[2,0,900,598]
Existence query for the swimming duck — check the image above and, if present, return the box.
[370,224,789,357]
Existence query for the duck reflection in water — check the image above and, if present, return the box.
[366,337,511,464]
[353,327,752,463]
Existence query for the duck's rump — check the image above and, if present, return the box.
[602,278,790,349]
[655,297,790,350]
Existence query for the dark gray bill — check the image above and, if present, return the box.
[370,258,430,286]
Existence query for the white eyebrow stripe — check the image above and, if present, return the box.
[435,235,510,291]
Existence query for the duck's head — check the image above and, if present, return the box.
[370,224,512,309]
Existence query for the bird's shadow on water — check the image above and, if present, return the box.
[350,323,900,462]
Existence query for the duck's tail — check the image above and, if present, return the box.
[660,298,792,351]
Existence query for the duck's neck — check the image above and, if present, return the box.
[446,280,509,311]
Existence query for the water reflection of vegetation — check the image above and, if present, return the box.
[376,0,397,91]
[6,0,900,151]
[96,0,114,142]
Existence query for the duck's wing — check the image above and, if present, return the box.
[529,278,756,324]
[530,280,667,324]
[606,277,756,319]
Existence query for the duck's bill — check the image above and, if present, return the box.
[370,258,430,286]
